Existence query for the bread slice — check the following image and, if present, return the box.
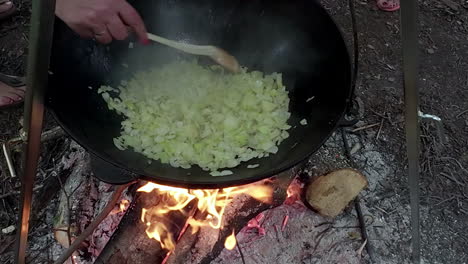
[305,169,368,218]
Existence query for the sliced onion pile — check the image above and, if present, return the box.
[98,60,291,175]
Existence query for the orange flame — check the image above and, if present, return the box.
[224,230,237,250]
[138,181,272,251]
[284,177,303,205]
[119,199,130,212]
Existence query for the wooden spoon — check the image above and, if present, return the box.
[147,33,240,73]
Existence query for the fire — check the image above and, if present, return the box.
[224,230,237,250]
[119,199,130,212]
[110,199,130,215]
[284,177,304,205]
[137,181,272,251]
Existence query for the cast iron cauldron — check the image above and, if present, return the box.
[47,0,352,188]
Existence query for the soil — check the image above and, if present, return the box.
[1,0,467,263]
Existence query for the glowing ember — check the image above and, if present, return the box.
[224,230,237,250]
[246,212,266,235]
[119,199,130,212]
[284,177,304,205]
[138,181,273,251]
[281,214,289,231]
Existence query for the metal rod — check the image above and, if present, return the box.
[400,0,421,263]
[14,0,56,263]
[2,142,17,178]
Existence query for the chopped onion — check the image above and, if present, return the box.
[210,170,234,176]
[99,60,291,174]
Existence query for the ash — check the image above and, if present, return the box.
[1,131,412,264]
[0,141,132,264]
[45,142,133,264]
[214,203,365,264]
[213,132,412,264]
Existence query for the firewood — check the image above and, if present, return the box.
[165,169,297,264]
[95,188,189,264]
[97,169,297,264]
[305,168,367,218]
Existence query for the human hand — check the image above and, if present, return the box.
[55,0,149,44]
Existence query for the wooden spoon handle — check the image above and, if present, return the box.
[146,33,215,56]
[145,32,240,73]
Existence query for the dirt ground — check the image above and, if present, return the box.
[1,0,467,263]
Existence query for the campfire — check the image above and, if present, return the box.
[0,138,371,264]
[137,181,273,252]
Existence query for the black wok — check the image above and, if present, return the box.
[47,0,352,188]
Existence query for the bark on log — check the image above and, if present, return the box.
[95,192,165,264]
[51,142,135,263]
[95,188,194,264]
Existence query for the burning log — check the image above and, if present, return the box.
[54,160,367,264]
[96,169,297,264]
[95,186,195,264]
[164,169,297,264]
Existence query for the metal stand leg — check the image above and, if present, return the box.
[14,0,56,263]
[400,1,421,262]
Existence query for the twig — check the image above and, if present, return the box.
[376,118,384,140]
[439,172,465,186]
[355,198,374,262]
[0,237,15,255]
[341,129,356,166]
[312,225,332,254]
[340,128,375,262]
[350,123,380,133]
[374,206,389,215]
[56,173,74,263]
[369,109,394,125]
[236,240,246,264]
[53,181,136,264]
[456,109,468,118]
[434,196,457,207]
[176,206,198,242]
[281,214,289,231]
[356,238,368,257]
[8,126,64,151]
[161,252,172,264]
[440,157,468,175]
[0,185,43,199]
[25,241,56,263]
[427,156,434,179]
